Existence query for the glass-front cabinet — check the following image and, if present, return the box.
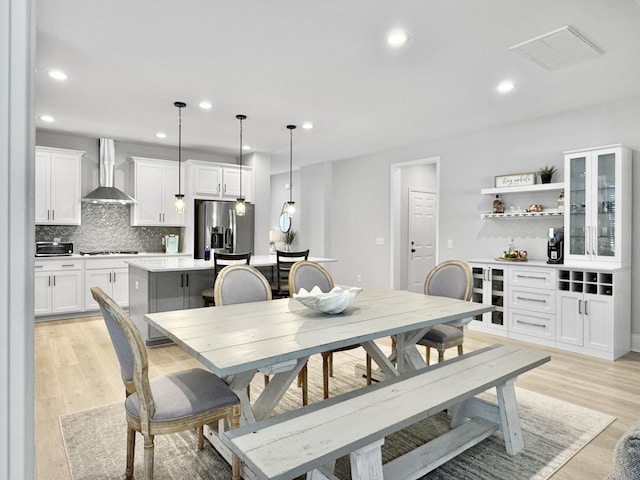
[468,263,507,335]
[564,145,631,266]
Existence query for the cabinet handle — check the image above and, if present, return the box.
[517,319,545,328]
[180,274,184,288]
[185,274,189,287]
[218,183,221,193]
[593,228,597,256]
[113,272,116,283]
[35,265,43,269]
[578,299,582,314]
[48,276,51,287]
[585,300,589,315]
[61,264,75,268]
[516,274,546,280]
[163,213,165,223]
[109,272,112,283]
[223,184,227,193]
[516,296,546,303]
[52,210,55,221]
[52,275,56,287]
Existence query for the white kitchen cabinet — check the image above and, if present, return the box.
[130,157,186,226]
[507,266,556,344]
[564,145,631,266]
[468,262,507,336]
[34,260,84,315]
[186,160,253,202]
[35,146,83,225]
[85,258,129,309]
[556,267,629,359]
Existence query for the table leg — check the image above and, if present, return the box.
[252,357,308,421]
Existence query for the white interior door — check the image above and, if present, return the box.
[408,189,437,293]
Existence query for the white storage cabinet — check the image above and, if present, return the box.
[35,146,83,225]
[130,157,186,226]
[34,259,84,315]
[468,262,507,336]
[85,258,129,309]
[185,160,253,202]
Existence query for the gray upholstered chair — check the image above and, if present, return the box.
[201,251,252,306]
[289,261,372,399]
[90,287,241,480]
[272,249,309,298]
[417,260,473,365]
[214,264,308,405]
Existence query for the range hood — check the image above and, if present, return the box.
[82,138,136,204]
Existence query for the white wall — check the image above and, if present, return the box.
[270,170,301,249]
[300,95,640,334]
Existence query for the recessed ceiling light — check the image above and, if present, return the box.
[242,145,251,151]
[497,80,515,93]
[39,115,55,122]
[387,29,410,47]
[156,132,167,139]
[47,70,68,80]
[302,122,314,130]
[199,101,212,110]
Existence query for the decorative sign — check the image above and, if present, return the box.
[494,172,536,188]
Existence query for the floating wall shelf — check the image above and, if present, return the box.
[480,182,565,195]
[481,211,564,219]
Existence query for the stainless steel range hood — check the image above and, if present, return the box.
[82,138,136,204]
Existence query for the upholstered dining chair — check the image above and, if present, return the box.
[201,251,252,306]
[90,287,241,480]
[417,260,473,365]
[288,260,372,399]
[213,264,308,405]
[272,249,309,298]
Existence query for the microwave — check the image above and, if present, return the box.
[35,242,74,256]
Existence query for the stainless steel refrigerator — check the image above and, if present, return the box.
[194,199,255,259]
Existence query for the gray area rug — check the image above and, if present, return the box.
[61,355,615,480]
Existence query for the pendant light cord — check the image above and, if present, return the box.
[236,114,247,199]
[178,105,182,195]
[287,125,296,204]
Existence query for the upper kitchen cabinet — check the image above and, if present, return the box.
[35,146,83,225]
[564,145,631,266]
[129,157,186,226]
[185,160,253,202]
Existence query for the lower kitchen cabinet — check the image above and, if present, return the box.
[85,259,129,309]
[468,263,507,336]
[34,260,84,316]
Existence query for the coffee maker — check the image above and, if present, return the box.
[547,227,564,264]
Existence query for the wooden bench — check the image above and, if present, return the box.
[224,344,550,480]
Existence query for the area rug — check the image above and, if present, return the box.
[61,355,615,480]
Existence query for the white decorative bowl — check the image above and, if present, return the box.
[293,286,363,314]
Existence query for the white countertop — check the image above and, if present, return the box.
[34,252,189,261]
[126,255,337,273]
[468,258,628,271]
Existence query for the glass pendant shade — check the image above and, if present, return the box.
[235,197,246,216]
[285,200,295,216]
[174,101,187,213]
[236,114,247,216]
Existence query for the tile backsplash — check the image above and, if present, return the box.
[35,204,182,253]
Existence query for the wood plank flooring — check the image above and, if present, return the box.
[35,315,640,479]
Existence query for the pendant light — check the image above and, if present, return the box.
[284,124,296,216]
[235,114,247,216]
[173,101,187,213]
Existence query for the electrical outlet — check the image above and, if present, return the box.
[447,239,453,248]
[134,281,139,290]
[376,237,384,246]
[356,274,362,283]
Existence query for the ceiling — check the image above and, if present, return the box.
[36,0,640,174]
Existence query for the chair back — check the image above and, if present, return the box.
[214,251,252,276]
[275,249,310,294]
[214,264,272,306]
[289,261,334,294]
[90,287,156,428]
[424,260,472,301]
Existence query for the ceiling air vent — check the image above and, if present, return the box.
[510,26,602,71]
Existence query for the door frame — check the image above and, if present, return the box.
[389,156,440,289]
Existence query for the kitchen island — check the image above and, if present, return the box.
[127,255,337,345]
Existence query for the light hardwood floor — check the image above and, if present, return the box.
[35,315,639,479]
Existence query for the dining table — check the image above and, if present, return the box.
[144,287,493,467]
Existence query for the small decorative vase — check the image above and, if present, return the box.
[540,174,552,184]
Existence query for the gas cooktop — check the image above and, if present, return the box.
[79,250,139,256]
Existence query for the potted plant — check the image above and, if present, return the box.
[537,165,557,184]
[281,229,296,251]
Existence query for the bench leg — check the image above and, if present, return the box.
[350,439,384,480]
[306,461,337,480]
[496,379,524,455]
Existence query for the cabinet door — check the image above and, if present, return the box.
[133,161,164,225]
[161,164,186,226]
[34,151,51,224]
[50,152,82,224]
[34,272,52,315]
[583,295,613,352]
[184,270,215,309]
[111,268,129,307]
[193,164,222,198]
[565,152,589,261]
[222,167,252,202]
[85,269,113,309]
[556,292,583,346]
[593,148,618,262]
[51,271,83,313]
[469,265,506,332]
[153,271,187,311]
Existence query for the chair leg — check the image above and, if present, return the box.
[457,344,464,356]
[322,352,330,399]
[301,364,308,406]
[197,425,204,450]
[126,426,135,479]
[143,434,155,480]
[438,349,445,363]
[366,354,372,385]
[329,352,334,377]
[426,346,431,366]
